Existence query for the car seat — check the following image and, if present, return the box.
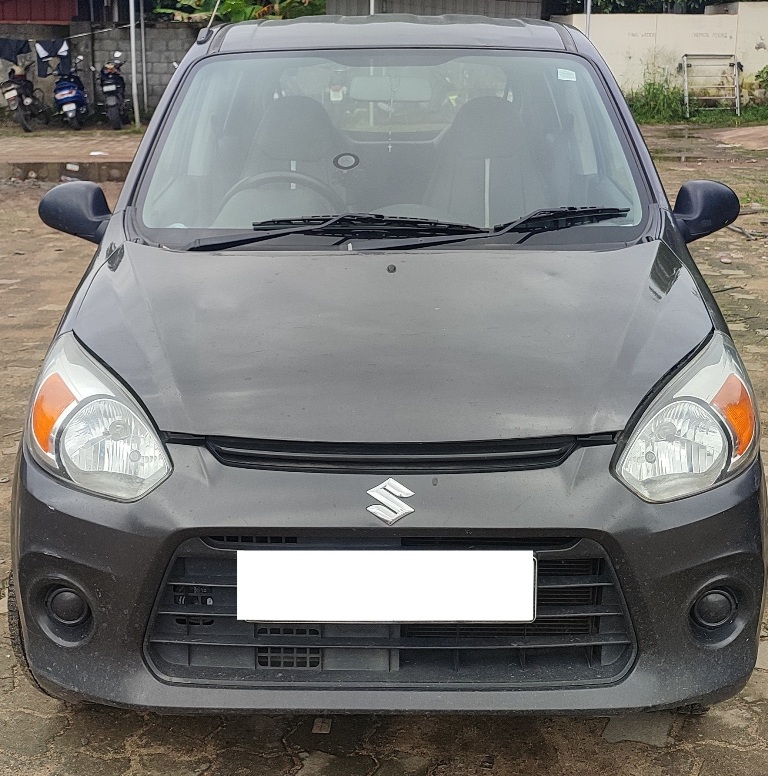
[423,96,548,228]
[214,96,348,227]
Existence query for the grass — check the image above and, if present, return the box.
[687,104,768,127]
[624,78,768,127]
[625,78,687,124]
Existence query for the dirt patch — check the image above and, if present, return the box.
[708,126,768,153]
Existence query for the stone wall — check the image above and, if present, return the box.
[0,23,70,102]
[90,21,202,113]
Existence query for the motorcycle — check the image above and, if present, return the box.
[98,51,128,130]
[53,56,90,130]
[1,62,49,132]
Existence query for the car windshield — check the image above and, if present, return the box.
[136,48,647,249]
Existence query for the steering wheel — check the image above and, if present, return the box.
[220,171,346,214]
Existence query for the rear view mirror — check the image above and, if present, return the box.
[673,180,740,243]
[39,182,112,243]
[349,75,432,103]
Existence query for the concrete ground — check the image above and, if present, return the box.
[2,127,768,775]
[0,128,141,184]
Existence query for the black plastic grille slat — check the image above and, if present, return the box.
[146,536,635,687]
[203,535,583,553]
[158,603,620,620]
[205,436,582,473]
[151,630,632,650]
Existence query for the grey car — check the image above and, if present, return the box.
[9,15,765,713]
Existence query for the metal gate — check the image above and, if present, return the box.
[682,53,741,118]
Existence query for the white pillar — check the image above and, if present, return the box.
[585,0,592,38]
[140,0,148,112]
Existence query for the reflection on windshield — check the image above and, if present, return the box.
[140,50,643,242]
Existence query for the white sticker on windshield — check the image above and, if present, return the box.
[558,69,577,81]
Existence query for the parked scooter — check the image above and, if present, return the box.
[53,55,90,130]
[98,51,128,130]
[1,62,49,132]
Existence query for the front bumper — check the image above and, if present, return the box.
[11,442,767,714]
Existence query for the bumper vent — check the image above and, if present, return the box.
[146,536,635,689]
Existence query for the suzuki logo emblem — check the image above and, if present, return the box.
[366,478,415,525]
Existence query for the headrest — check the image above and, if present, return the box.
[253,96,340,162]
[439,96,524,160]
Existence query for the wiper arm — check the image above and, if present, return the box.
[350,207,631,252]
[182,213,479,252]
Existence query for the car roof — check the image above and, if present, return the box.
[213,14,574,54]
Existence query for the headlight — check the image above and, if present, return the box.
[615,332,758,502]
[27,333,171,501]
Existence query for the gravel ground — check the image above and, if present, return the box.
[1,128,768,776]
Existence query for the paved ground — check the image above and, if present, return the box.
[0,128,141,183]
[0,128,141,163]
[2,127,768,775]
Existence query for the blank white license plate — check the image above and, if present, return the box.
[103,84,117,91]
[63,102,76,112]
[237,550,536,623]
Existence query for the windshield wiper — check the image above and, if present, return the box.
[350,206,631,252]
[182,213,480,252]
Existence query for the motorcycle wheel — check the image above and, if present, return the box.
[33,91,49,125]
[14,106,32,132]
[107,104,122,130]
[69,114,82,130]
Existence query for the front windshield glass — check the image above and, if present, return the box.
[137,48,646,247]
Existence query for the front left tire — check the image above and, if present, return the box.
[6,573,49,696]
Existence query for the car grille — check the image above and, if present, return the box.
[145,536,635,688]
[199,435,614,474]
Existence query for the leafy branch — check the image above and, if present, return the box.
[154,0,325,23]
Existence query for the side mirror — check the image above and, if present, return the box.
[76,54,84,63]
[673,180,739,243]
[39,182,112,243]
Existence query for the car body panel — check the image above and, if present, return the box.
[72,240,711,441]
[215,16,570,53]
[13,444,765,712]
[10,14,766,714]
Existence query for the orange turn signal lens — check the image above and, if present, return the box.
[32,373,76,455]
[712,374,756,457]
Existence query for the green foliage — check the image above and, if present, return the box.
[687,104,768,127]
[754,65,768,91]
[154,0,325,22]
[626,68,768,126]
[624,72,686,123]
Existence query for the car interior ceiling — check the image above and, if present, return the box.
[142,56,639,232]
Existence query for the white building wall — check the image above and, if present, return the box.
[553,2,768,92]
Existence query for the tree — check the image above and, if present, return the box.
[154,0,325,23]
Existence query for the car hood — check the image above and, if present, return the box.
[72,241,712,442]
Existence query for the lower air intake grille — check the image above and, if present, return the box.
[256,626,322,669]
[146,536,635,688]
